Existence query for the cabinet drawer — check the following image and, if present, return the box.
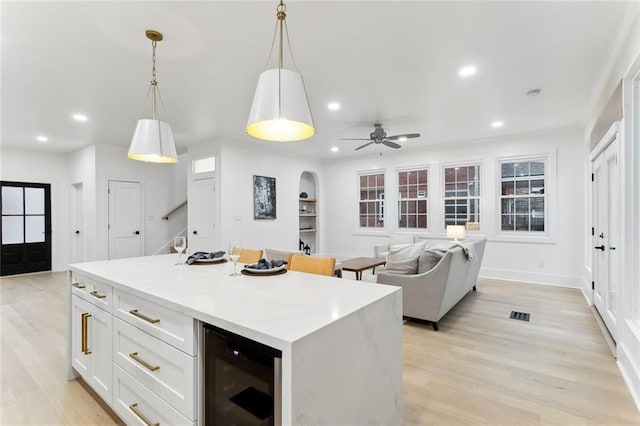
[113,317,196,420]
[113,289,195,355]
[71,272,112,313]
[113,364,194,426]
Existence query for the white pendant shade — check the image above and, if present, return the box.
[246,68,315,142]
[128,119,178,163]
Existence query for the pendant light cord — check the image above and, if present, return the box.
[261,0,302,75]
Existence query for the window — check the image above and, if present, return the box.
[397,168,428,229]
[359,172,385,228]
[500,159,545,232]
[193,156,216,174]
[443,165,480,229]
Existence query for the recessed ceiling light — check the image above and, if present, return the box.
[36,135,48,142]
[491,121,504,128]
[72,113,88,122]
[331,146,339,152]
[328,102,341,111]
[398,136,407,142]
[458,65,477,77]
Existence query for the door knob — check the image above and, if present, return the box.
[75,230,80,235]
[134,231,140,235]
[609,247,616,250]
[594,245,605,251]
[599,233,604,238]
[193,230,198,235]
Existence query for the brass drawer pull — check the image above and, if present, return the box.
[129,309,160,324]
[90,290,106,299]
[129,403,159,426]
[129,352,160,372]
[72,283,86,289]
[81,313,92,355]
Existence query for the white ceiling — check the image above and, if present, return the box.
[0,1,632,160]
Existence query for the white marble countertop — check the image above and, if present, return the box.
[69,254,400,350]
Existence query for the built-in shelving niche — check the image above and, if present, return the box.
[298,171,318,254]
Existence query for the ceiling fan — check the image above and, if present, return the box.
[340,123,421,151]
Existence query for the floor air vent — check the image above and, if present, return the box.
[509,311,530,322]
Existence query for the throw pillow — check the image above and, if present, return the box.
[418,249,445,274]
[384,241,426,274]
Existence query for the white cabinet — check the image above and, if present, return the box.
[112,288,198,423]
[71,294,113,405]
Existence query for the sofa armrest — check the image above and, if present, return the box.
[373,244,389,260]
[376,254,453,322]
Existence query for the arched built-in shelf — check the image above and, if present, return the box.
[298,172,318,254]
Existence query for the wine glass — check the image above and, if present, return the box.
[228,241,242,276]
[174,236,186,265]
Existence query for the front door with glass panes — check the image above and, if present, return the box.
[0,181,51,276]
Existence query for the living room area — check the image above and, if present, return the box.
[2,1,640,424]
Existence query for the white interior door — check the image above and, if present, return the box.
[188,177,216,253]
[592,134,619,339]
[70,182,85,264]
[108,181,142,260]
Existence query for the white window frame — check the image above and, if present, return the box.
[357,170,386,231]
[442,163,481,231]
[495,152,556,243]
[396,166,429,231]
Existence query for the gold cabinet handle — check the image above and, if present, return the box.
[129,309,160,324]
[72,283,86,289]
[90,290,106,299]
[129,403,159,426]
[81,313,92,355]
[129,352,160,372]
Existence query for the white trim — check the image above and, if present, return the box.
[589,121,620,160]
[355,169,386,232]
[440,161,483,234]
[479,268,583,288]
[494,151,556,243]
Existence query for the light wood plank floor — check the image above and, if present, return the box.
[1,272,639,425]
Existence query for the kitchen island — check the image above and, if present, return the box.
[68,254,402,425]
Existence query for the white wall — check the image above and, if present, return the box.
[94,144,187,260]
[0,147,71,271]
[216,143,322,253]
[68,145,97,262]
[320,127,585,287]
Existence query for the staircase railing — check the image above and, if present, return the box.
[162,200,187,221]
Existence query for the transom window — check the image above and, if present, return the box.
[500,159,545,232]
[443,165,480,229]
[397,168,428,229]
[359,172,385,228]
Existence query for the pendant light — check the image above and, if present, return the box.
[246,1,315,142]
[128,30,178,163]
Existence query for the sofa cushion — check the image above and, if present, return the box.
[417,249,445,273]
[384,241,426,274]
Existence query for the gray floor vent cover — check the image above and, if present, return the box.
[510,311,530,322]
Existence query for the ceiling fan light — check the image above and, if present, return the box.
[247,69,315,142]
[128,119,178,163]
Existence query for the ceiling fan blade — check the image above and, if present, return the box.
[339,138,372,141]
[386,133,421,141]
[355,141,374,151]
[382,140,402,149]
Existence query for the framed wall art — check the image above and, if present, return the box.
[253,175,276,219]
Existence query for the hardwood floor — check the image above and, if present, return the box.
[1,272,639,425]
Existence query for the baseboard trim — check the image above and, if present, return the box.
[618,340,640,413]
[589,304,617,358]
[479,267,582,288]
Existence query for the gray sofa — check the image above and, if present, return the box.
[376,238,486,330]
